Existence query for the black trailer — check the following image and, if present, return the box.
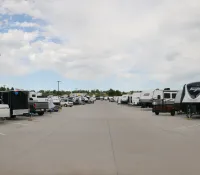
[0,91,29,118]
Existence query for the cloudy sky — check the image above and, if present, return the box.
[0,0,200,91]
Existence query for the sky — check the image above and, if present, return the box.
[0,0,200,91]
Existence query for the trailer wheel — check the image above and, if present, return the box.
[155,111,159,115]
[186,105,193,119]
[10,115,16,119]
[171,110,175,116]
[38,112,44,116]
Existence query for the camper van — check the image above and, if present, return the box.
[152,89,178,116]
[121,94,129,104]
[131,92,141,106]
[139,90,154,108]
[0,91,29,118]
[180,82,200,118]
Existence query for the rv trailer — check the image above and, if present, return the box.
[131,92,141,106]
[152,89,178,116]
[121,94,129,104]
[180,82,200,118]
[139,90,154,108]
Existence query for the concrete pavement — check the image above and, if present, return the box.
[1,101,200,175]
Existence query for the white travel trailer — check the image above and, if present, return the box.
[139,90,155,108]
[180,82,200,118]
[152,89,178,116]
[117,96,122,104]
[152,89,178,105]
[131,92,141,106]
[121,94,129,104]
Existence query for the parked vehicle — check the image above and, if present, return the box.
[174,90,184,113]
[131,92,141,106]
[0,91,29,118]
[52,96,61,106]
[121,94,129,104]
[180,82,200,118]
[104,97,108,100]
[0,103,10,118]
[139,90,155,108]
[100,96,104,101]
[152,89,178,116]
[117,96,122,104]
[128,94,132,105]
[28,92,49,116]
[61,99,73,107]
[109,97,115,102]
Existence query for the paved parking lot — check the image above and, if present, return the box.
[1,101,200,175]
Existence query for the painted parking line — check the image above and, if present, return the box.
[0,133,6,136]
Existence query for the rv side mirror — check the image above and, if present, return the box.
[157,95,161,99]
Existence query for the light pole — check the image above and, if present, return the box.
[57,81,61,94]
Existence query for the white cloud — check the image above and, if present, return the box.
[1,0,200,90]
[14,22,39,28]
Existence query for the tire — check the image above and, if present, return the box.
[155,111,159,115]
[64,104,67,107]
[38,111,44,116]
[10,115,16,119]
[186,105,192,119]
[171,110,175,116]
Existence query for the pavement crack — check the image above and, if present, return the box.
[106,120,119,175]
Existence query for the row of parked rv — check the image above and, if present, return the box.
[103,82,200,118]
[0,90,96,119]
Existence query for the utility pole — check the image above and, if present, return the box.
[57,81,61,94]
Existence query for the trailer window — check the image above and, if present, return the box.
[32,94,36,97]
[164,93,170,99]
[172,93,176,99]
[144,93,150,96]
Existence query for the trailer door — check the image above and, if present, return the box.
[11,91,29,110]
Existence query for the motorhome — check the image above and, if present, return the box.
[131,92,141,106]
[121,94,129,104]
[180,82,200,118]
[0,91,29,118]
[152,89,178,116]
[29,91,49,116]
[139,90,155,108]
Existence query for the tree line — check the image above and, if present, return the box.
[0,86,135,97]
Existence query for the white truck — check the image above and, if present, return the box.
[0,103,10,119]
[29,92,49,116]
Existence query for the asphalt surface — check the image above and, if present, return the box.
[1,101,200,175]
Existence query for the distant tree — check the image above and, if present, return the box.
[11,87,14,90]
